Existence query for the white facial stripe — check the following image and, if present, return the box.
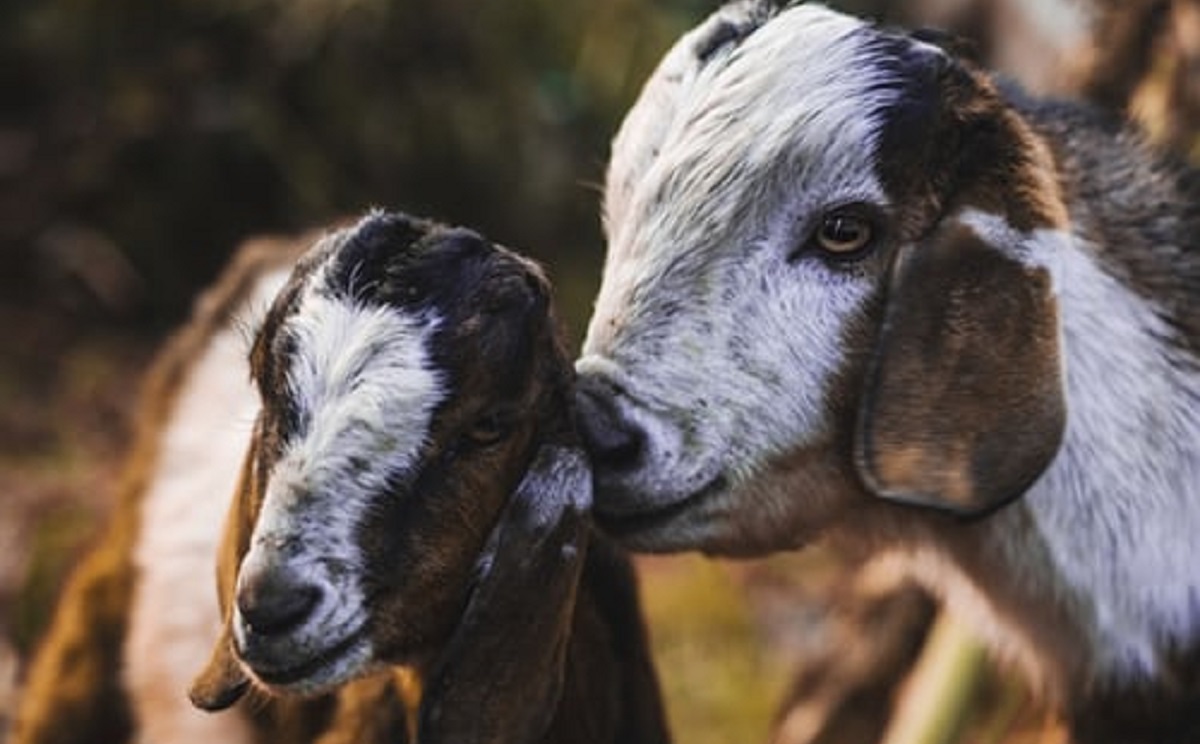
[249,274,444,621]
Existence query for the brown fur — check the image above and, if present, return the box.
[192,215,670,743]
[15,221,670,744]
[857,220,1064,515]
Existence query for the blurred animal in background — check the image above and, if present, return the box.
[12,213,670,744]
[11,235,304,744]
[574,3,1200,742]
[893,0,1200,155]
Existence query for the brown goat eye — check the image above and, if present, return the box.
[464,413,510,447]
[814,211,873,258]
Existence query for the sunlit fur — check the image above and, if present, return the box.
[579,0,1200,733]
[124,267,289,743]
[10,236,310,744]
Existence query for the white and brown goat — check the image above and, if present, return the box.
[574,3,1200,742]
[13,214,669,744]
[187,211,669,744]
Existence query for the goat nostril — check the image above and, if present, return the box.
[236,569,322,637]
[575,386,645,472]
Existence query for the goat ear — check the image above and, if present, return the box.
[188,624,249,711]
[418,445,591,744]
[188,439,258,711]
[909,27,982,65]
[854,216,1065,517]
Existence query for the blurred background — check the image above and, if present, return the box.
[2,0,1198,742]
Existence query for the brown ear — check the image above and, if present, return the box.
[418,445,591,744]
[188,437,259,711]
[188,624,249,711]
[854,216,1065,516]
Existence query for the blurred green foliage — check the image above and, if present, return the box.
[639,556,795,744]
[0,0,711,339]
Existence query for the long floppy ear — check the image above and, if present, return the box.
[855,215,1066,517]
[418,445,591,744]
[188,438,258,711]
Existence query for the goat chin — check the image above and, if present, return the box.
[577,2,1200,740]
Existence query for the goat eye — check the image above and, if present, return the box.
[464,413,510,447]
[813,210,874,259]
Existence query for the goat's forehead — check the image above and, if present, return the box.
[606,5,917,248]
[263,283,442,490]
[291,253,440,390]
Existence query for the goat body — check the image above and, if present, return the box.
[573,3,1200,741]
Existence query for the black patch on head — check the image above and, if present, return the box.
[322,211,435,304]
[695,20,752,62]
[860,31,965,236]
[866,27,1048,237]
[413,231,551,405]
[323,210,556,408]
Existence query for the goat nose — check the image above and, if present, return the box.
[236,566,322,636]
[575,383,645,472]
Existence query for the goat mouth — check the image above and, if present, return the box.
[242,630,371,692]
[594,475,728,543]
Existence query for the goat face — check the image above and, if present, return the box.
[576,2,1069,554]
[194,211,571,701]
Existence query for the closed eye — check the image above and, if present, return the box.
[463,411,516,448]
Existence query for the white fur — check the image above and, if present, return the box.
[237,264,444,691]
[1025,241,1200,681]
[581,4,903,516]
[957,209,1066,278]
[125,268,289,744]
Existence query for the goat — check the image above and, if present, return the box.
[11,234,306,744]
[13,213,668,744]
[572,3,1200,742]
[187,211,670,744]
